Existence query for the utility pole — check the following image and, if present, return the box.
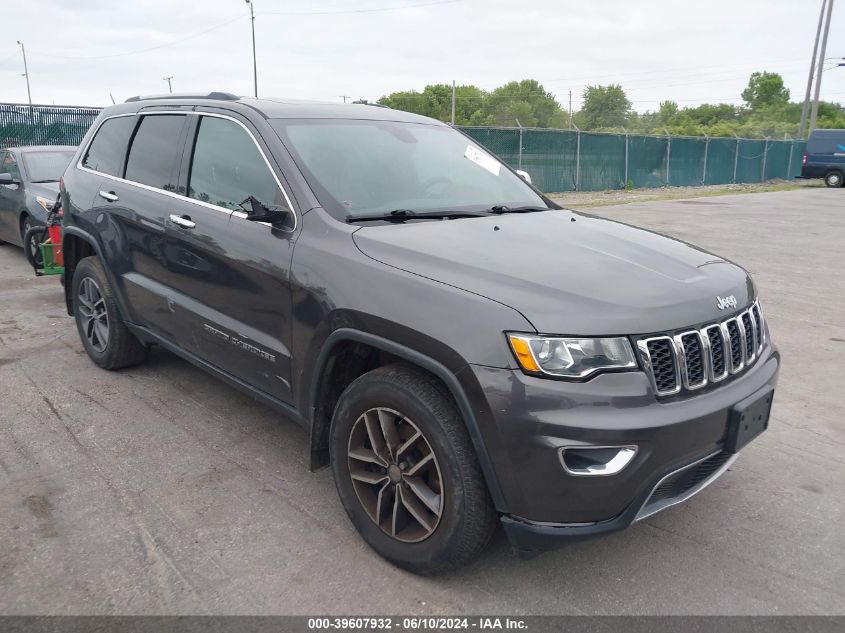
[16,41,32,112]
[799,0,827,137]
[339,95,350,103]
[810,0,835,132]
[245,0,258,97]
[568,90,573,129]
[163,76,174,93]
[451,80,456,125]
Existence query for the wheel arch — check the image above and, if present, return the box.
[308,327,508,511]
[17,209,34,245]
[61,227,133,322]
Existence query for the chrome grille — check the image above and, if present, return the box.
[724,319,742,372]
[637,302,765,397]
[704,325,727,380]
[679,332,705,387]
[646,338,679,394]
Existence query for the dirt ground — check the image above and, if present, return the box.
[549,178,820,208]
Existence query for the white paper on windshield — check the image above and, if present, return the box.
[464,145,501,176]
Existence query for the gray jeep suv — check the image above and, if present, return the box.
[60,93,779,574]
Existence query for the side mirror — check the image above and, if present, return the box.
[0,173,19,186]
[242,195,292,226]
[515,170,532,185]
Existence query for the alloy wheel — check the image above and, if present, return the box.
[77,277,109,352]
[347,407,444,543]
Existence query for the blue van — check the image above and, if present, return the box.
[801,128,845,187]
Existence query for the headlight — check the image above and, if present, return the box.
[507,333,637,379]
[36,196,55,212]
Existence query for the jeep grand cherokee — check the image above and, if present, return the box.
[60,92,779,574]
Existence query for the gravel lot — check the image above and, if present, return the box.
[1,188,843,615]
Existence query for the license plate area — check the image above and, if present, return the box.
[726,386,774,453]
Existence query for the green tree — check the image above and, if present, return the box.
[579,84,632,130]
[378,84,485,125]
[741,72,790,110]
[481,79,567,128]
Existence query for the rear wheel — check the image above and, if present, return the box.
[72,256,149,370]
[330,364,496,574]
[824,171,843,188]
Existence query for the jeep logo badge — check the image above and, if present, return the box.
[716,295,738,310]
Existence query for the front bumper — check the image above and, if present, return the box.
[458,343,780,554]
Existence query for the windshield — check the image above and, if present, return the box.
[270,119,547,219]
[22,150,75,182]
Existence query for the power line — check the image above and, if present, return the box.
[27,13,247,60]
[16,0,461,63]
[260,0,462,16]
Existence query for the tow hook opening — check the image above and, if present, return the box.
[559,445,638,476]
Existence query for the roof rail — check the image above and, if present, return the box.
[125,92,239,103]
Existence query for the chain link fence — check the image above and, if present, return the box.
[1,103,805,193]
[460,126,806,193]
[1,103,102,149]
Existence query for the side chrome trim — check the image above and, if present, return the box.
[634,451,739,522]
[75,110,298,232]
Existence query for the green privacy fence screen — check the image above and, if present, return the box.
[460,126,806,193]
[1,103,805,194]
[1,103,101,149]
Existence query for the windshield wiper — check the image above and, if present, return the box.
[30,179,59,183]
[488,205,549,214]
[347,209,489,223]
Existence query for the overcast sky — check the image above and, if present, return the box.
[1,0,843,113]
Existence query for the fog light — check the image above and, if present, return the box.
[559,445,637,476]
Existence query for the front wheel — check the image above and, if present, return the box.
[824,171,844,188]
[21,216,43,268]
[23,224,47,270]
[72,256,149,370]
[330,364,496,574]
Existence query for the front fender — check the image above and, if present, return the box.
[308,327,509,511]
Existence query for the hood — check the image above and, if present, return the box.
[28,181,60,199]
[352,210,755,335]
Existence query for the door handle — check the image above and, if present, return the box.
[169,214,196,229]
[98,190,118,202]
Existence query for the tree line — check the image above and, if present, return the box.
[371,73,845,138]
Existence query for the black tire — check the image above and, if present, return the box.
[23,225,47,271]
[72,256,149,370]
[824,171,844,188]
[330,363,496,574]
[21,215,43,267]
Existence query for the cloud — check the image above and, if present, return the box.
[2,0,843,111]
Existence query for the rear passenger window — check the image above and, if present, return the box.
[188,116,284,211]
[125,115,186,191]
[82,116,136,176]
